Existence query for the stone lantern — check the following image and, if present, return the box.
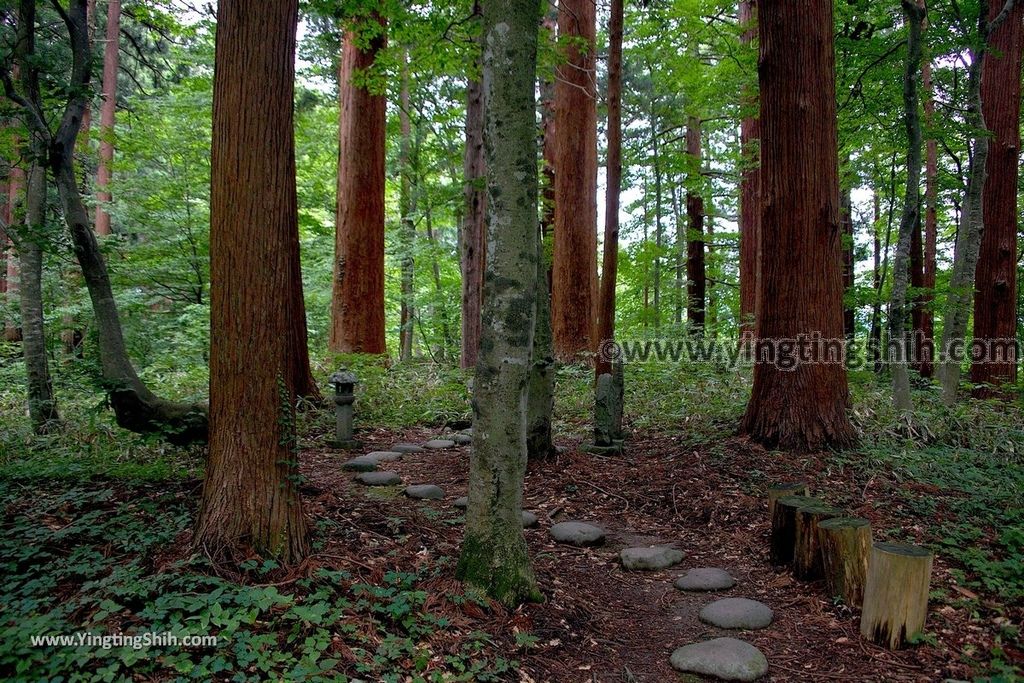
[329,368,361,449]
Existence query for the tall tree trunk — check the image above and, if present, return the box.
[93,0,120,236]
[910,210,928,373]
[706,216,717,329]
[652,111,663,329]
[919,59,937,378]
[457,0,542,607]
[740,0,856,452]
[890,0,926,412]
[330,18,387,355]
[971,0,1023,393]
[4,165,22,342]
[596,0,623,376]
[552,0,597,361]
[20,158,60,432]
[938,0,1017,405]
[738,0,760,341]
[686,116,706,334]
[196,0,309,565]
[527,222,555,459]
[424,204,452,359]
[672,181,684,326]
[460,0,485,369]
[841,187,855,339]
[870,191,883,372]
[399,54,415,362]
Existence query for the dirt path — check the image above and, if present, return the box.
[305,427,980,682]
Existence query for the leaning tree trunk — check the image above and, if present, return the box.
[596,0,623,377]
[93,0,120,236]
[971,0,1023,393]
[329,18,387,355]
[738,0,760,342]
[740,0,857,452]
[457,0,542,607]
[19,157,60,432]
[685,116,706,334]
[890,0,926,413]
[551,0,598,361]
[938,0,1016,405]
[195,0,310,566]
[460,0,485,369]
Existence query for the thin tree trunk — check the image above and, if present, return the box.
[93,0,120,236]
[596,0,623,376]
[870,191,883,372]
[20,159,60,432]
[527,221,555,459]
[740,0,856,452]
[938,0,1017,405]
[841,187,855,339]
[920,60,937,378]
[457,0,542,606]
[739,0,760,341]
[971,0,1023,393]
[196,0,309,565]
[330,18,387,355]
[652,113,662,330]
[890,0,926,412]
[672,181,684,326]
[552,0,597,361]
[424,205,452,360]
[686,116,706,334]
[4,165,22,342]
[399,54,415,362]
[460,0,485,369]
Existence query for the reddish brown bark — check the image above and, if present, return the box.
[971,0,1023,392]
[552,0,598,361]
[596,0,623,377]
[910,210,930,375]
[93,0,120,236]
[329,20,387,355]
[685,116,706,333]
[920,60,937,377]
[460,0,485,369]
[739,0,760,341]
[740,0,856,452]
[196,0,309,564]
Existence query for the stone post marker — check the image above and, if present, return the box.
[329,368,361,449]
[586,360,625,454]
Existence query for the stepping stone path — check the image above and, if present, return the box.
[423,439,455,450]
[521,511,539,528]
[549,521,606,547]
[453,433,472,445]
[670,637,768,682]
[675,567,736,592]
[453,496,468,509]
[354,471,402,487]
[365,450,402,463]
[699,597,774,630]
[342,456,379,472]
[405,484,444,500]
[391,443,424,453]
[620,546,685,570]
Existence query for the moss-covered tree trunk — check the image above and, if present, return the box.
[195,0,309,565]
[457,0,543,607]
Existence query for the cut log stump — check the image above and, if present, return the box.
[770,495,817,566]
[818,516,871,606]
[767,481,809,518]
[793,502,844,580]
[860,542,933,650]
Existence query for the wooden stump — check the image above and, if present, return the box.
[792,502,844,580]
[818,516,872,606]
[860,542,933,650]
[770,495,817,565]
[767,481,809,518]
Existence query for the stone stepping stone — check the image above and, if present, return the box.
[342,456,379,472]
[699,598,773,630]
[423,439,455,449]
[521,511,539,528]
[453,496,468,509]
[453,433,472,445]
[354,471,402,487]
[405,484,445,500]
[460,427,473,436]
[620,546,685,570]
[670,637,768,682]
[549,521,606,547]
[365,450,402,463]
[675,567,736,592]
[391,443,425,453]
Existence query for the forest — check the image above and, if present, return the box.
[1,0,1023,680]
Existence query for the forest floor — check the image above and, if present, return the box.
[1,359,1023,681]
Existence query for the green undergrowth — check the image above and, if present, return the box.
[0,482,516,682]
